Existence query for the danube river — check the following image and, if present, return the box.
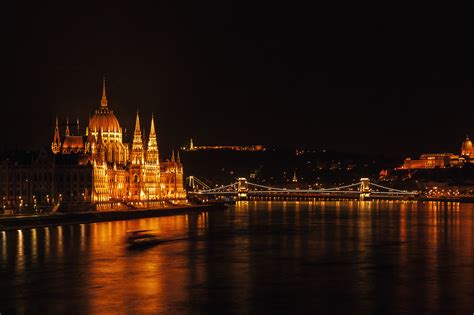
[1,201,473,314]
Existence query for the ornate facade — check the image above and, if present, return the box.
[51,79,186,209]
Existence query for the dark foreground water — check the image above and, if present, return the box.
[1,201,473,314]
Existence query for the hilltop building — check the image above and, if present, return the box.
[185,138,265,152]
[461,135,474,157]
[292,170,298,183]
[399,136,474,170]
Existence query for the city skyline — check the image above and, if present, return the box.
[8,75,474,158]
[3,3,474,314]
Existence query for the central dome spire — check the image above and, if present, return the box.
[89,78,121,140]
[101,77,108,107]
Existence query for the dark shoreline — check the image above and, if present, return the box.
[0,204,226,231]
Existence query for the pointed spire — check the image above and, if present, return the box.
[171,150,175,162]
[146,113,159,164]
[147,114,157,147]
[131,110,144,165]
[52,115,61,154]
[100,77,108,107]
[132,111,143,148]
[76,117,80,135]
[133,110,141,137]
[149,113,156,136]
[65,116,70,136]
[177,150,181,163]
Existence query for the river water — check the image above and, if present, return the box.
[0,201,473,314]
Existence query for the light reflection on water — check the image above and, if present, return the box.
[16,230,24,275]
[0,201,473,314]
[1,231,6,266]
[31,229,37,265]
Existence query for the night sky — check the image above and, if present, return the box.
[10,1,473,156]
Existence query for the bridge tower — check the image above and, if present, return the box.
[359,178,371,200]
[237,178,248,200]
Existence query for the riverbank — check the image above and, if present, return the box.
[0,204,226,231]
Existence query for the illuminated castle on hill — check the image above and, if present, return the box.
[185,138,265,152]
[400,136,474,170]
[51,79,185,208]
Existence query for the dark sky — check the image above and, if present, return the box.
[9,0,473,156]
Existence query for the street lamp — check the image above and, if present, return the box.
[33,195,37,214]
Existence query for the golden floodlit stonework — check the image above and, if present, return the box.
[51,79,186,209]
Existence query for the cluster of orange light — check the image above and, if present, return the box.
[189,145,265,151]
[426,187,461,197]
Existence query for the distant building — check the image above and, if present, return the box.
[1,149,54,210]
[292,170,298,183]
[399,136,473,170]
[0,148,93,210]
[461,135,474,157]
[185,139,265,152]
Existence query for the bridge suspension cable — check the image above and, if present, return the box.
[368,182,415,194]
[246,181,361,193]
[246,182,288,191]
[316,182,360,191]
[186,176,211,190]
[197,182,239,193]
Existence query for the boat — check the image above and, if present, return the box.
[126,230,165,248]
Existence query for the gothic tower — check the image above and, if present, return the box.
[175,149,185,198]
[91,128,109,203]
[144,114,161,199]
[65,116,70,136]
[129,111,145,200]
[146,114,159,164]
[52,116,61,154]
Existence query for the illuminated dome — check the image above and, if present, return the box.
[87,79,123,147]
[89,107,121,132]
[461,136,473,156]
[88,79,121,133]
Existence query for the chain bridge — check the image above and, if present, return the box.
[187,177,418,201]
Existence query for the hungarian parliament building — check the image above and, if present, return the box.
[0,80,186,211]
